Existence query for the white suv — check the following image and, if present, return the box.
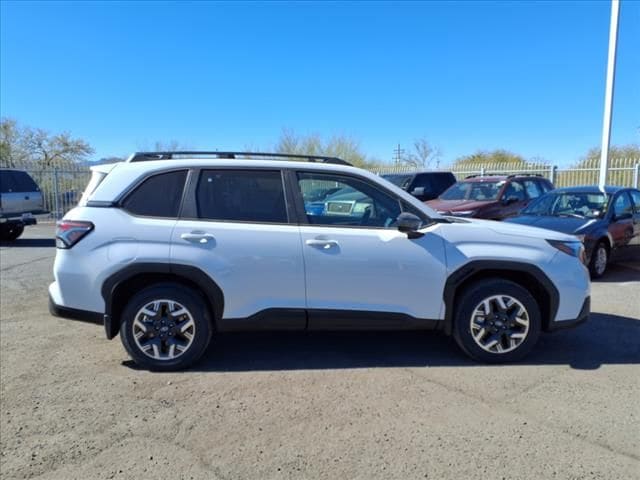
[49,152,590,371]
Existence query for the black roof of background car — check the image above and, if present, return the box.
[381,171,454,176]
[552,185,633,194]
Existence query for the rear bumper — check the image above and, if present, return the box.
[48,293,103,325]
[547,296,590,332]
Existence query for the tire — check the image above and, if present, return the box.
[0,223,24,241]
[588,241,609,279]
[453,279,541,363]
[119,283,213,371]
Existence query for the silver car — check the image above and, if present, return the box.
[0,168,44,241]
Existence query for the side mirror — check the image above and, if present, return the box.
[503,195,519,205]
[397,212,424,239]
[410,187,425,198]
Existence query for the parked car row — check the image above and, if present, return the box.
[385,170,640,277]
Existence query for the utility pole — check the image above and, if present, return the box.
[599,0,620,189]
[393,144,405,165]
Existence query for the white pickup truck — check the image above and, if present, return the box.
[0,168,45,241]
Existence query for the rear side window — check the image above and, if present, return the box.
[0,171,39,193]
[196,170,288,223]
[122,170,187,217]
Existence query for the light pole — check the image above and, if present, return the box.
[598,0,620,189]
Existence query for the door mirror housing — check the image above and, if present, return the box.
[410,186,426,198]
[397,212,424,239]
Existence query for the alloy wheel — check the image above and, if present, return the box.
[469,295,530,354]
[594,246,607,276]
[132,299,196,360]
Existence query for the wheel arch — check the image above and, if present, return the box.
[442,261,559,335]
[101,263,224,339]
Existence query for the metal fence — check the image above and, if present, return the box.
[373,158,640,189]
[24,166,91,221]
[6,158,640,222]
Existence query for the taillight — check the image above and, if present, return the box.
[56,220,94,249]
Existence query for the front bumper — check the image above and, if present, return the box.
[547,296,590,332]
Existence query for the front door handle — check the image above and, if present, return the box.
[305,239,339,249]
[181,232,215,244]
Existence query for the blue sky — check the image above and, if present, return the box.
[1,0,638,166]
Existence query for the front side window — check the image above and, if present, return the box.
[523,192,607,219]
[196,170,288,223]
[298,172,413,228]
[122,170,187,217]
[612,192,633,218]
[502,181,526,201]
[523,180,542,199]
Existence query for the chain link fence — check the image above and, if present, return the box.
[4,158,639,222]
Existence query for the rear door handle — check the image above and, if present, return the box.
[181,232,215,244]
[305,239,338,249]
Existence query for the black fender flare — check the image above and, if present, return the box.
[442,260,559,335]
[101,263,224,339]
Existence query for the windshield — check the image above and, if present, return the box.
[382,174,413,189]
[523,192,608,218]
[440,181,503,201]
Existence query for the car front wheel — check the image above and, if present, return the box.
[120,284,213,371]
[453,279,541,363]
[589,242,609,278]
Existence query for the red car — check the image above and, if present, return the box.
[426,174,554,220]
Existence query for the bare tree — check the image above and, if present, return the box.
[404,137,441,169]
[1,118,93,168]
[0,118,29,167]
[275,129,382,168]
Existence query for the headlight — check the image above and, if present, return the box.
[451,210,476,217]
[547,239,586,263]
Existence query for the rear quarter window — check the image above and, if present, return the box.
[122,170,188,218]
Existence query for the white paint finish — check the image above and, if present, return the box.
[300,224,447,319]
[52,160,591,329]
[170,220,306,318]
[438,220,590,322]
[52,207,177,313]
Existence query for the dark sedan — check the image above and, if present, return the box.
[506,186,640,277]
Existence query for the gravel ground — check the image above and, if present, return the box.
[1,224,639,480]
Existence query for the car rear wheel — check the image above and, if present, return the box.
[589,242,608,278]
[453,279,541,363]
[120,284,213,371]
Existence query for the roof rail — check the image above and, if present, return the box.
[507,173,544,178]
[127,151,352,166]
[464,173,507,179]
[465,172,544,179]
